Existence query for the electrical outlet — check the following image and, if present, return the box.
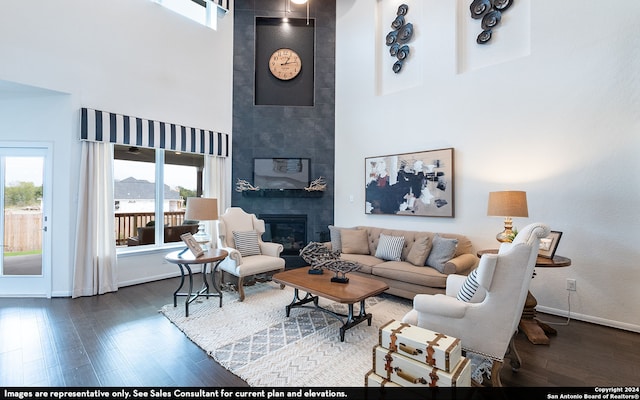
[566,278,577,291]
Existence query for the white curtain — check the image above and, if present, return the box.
[204,155,229,248]
[72,141,118,298]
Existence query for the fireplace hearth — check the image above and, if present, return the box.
[260,214,307,256]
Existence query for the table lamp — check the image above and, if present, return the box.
[184,197,218,246]
[487,191,528,243]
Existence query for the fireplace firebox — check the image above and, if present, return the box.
[260,214,307,256]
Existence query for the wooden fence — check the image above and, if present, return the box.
[4,212,42,252]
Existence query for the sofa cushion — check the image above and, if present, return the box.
[374,233,405,261]
[426,234,458,273]
[233,230,262,257]
[339,253,377,274]
[329,225,355,252]
[405,236,432,266]
[371,261,447,289]
[363,227,416,261]
[341,228,370,255]
[356,226,472,259]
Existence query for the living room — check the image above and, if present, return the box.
[0,0,638,389]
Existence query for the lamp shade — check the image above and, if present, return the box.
[184,197,218,221]
[487,191,528,217]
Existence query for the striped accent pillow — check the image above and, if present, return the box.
[233,230,262,257]
[374,233,405,261]
[456,268,480,302]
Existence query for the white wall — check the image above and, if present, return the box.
[336,0,640,331]
[0,0,234,296]
[0,0,234,131]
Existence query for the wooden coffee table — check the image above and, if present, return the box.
[272,267,389,342]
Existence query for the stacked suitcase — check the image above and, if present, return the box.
[365,320,471,387]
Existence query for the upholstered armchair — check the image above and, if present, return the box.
[402,222,550,387]
[216,207,286,301]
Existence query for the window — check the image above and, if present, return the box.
[113,145,204,249]
[152,0,228,30]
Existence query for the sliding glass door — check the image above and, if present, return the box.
[0,144,51,297]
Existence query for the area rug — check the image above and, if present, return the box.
[160,281,413,386]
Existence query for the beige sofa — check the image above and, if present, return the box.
[328,226,479,299]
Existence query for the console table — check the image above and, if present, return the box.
[164,248,228,317]
[477,250,571,345]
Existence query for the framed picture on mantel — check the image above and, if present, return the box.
[365,148,454,217]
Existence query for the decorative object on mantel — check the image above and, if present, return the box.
[304,177,327,192]
[365,148,454,218]
[236,176,326,195]
[299,241,361,283]
[235,179,260,192]
[469,0,513,44]
[385,4,413,73]
[487,190,528,243]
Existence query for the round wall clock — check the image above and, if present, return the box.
[269,48,302,80]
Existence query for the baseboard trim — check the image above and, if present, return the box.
[536,305,640,333]
[50,267,205,297]
[118,267,204,288]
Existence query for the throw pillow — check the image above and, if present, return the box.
[233,230,262,257]
[426,234,458,273]
[374,233,405,261]
[405,236,432,266]
[456,268,480,302]
[340,228,370,255]
[329,225,354,252]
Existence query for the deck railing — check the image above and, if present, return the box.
[115,211,187,246]
[4,211,189,249]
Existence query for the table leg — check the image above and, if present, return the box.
[185,263,193,317]
[173,263,186,308]
[338,300,372,342]
[519,291,556,345]
[281,289,374,342]
[210,261,223,307]
[201,262,210,299]
[285,288,317,317]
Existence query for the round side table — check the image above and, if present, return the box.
[165,248,228,317]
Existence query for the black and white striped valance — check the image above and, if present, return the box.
[80,108,229,157]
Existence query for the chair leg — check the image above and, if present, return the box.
[490,360,504,387]
[237,276,245,302]
[505,333,522,371]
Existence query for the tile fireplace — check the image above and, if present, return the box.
[260,214,307,256]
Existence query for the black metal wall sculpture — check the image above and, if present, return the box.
[385,4,413,73]
[470,0,513,44]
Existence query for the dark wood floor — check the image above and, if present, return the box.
[0,276,638,387]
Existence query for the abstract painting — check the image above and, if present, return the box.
[365,148,454,217]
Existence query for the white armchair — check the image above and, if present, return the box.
[216,207,286,301]
[402,222,550,387]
